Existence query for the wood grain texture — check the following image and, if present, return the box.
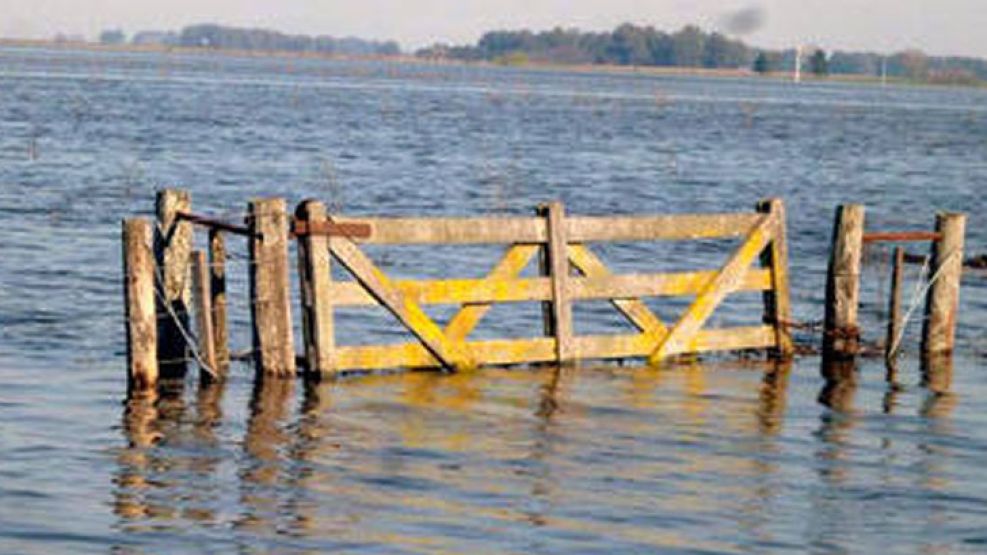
[331,326,775,372]
[922,212,966,356]
[123,218,158,391]
[886,246,904,363]
[208,229,229,374]
[824,204,865,358]
[544,202,574,364]
[650,213,774,363]
[566,243,668,342]
[443,244,539,341]
[295,200,335,375]
[248,198,296,377]
[191,250,218,379]
[154,189,192,379]
[329,236,477,372]
[757,198,794,358]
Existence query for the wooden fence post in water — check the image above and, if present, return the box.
[885,246,905,364]
[823,204,865,359]
[248,198,296,377]
[296,200,335,376]
[123,218,158,391]
[208,229,230,374]
[535,205,556,340]
[542,201,574,365]
[757,198,794,359]
[191,250,219,380]
[922,212,966,358]
[155,189,193,379]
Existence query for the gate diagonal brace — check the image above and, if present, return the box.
[566,244,669,341]
[328,235,478,372]
[444,244,540,341]
[649,212,775,363]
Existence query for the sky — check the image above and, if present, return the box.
[2,0,987,58]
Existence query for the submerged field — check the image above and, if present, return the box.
[0,46,985,553]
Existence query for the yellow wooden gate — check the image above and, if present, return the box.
[293,198,792,374]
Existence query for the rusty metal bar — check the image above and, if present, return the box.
[176,211,256,237]
[292,219,372,239]
[862,231,942,244]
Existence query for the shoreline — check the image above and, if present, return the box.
[1,38,984,90]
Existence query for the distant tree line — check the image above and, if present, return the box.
[416,23,987,84]
[99,24,401,56]
[417,24,751,69]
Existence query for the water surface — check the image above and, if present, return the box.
[0,46,985,553]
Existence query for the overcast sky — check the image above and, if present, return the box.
[3,0,986,58]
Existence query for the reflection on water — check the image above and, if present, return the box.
[104,358,987,552]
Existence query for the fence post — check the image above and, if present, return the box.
[191,250,218,380]
[123,218,158,391]
[823,204,865,359]
[922,212,966,358]
[885,246,905,365]
[296,200,335,376]
[209,229,230,374]
[542,201,574,365]
[757,198,794,358]
[155,189,193,379]
[535,205,556,340]
[248,198,296,377]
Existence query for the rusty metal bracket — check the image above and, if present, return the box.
[176,211,258,238]
[292,219,372,239]
[862,231,942,244]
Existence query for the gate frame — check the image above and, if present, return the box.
[294,198,794,375]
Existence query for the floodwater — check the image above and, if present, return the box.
[1,46,986,553]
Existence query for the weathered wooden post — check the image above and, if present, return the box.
[191,250,218,380]
[208,229,230,373]
[123,218,158,391]
[248,198,296,377]
[541,201,574,365]
[824,204,865,359]
[295,200,335,375]
[535,204,556,340]
[885,246,905,363]
[155,189,193,378]
[757,198,794,359]
[922,212,966,357]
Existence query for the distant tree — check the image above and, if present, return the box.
[892,49,930,80]
[809,49,829,76]
[828,51,880,75]
[703,32,749,68]
[99,29,126,45]
[131,30,178,46]
[671,25,705,67]
[607,23,651,65]
[753,52,771,73]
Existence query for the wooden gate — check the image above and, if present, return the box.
[293,198,793,374]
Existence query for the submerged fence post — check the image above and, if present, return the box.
[209,229,230,374]
[885,246,905,364]
[922,212,966,358]
[824,204,865,359]
[535,205,556,340]
[541,201,574,365]
[155,189,193,379]
[248,198,296,377]
[123,218,158,391]
[191,250,218,380]
[296,200,335,376]
[757,198,794,358]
